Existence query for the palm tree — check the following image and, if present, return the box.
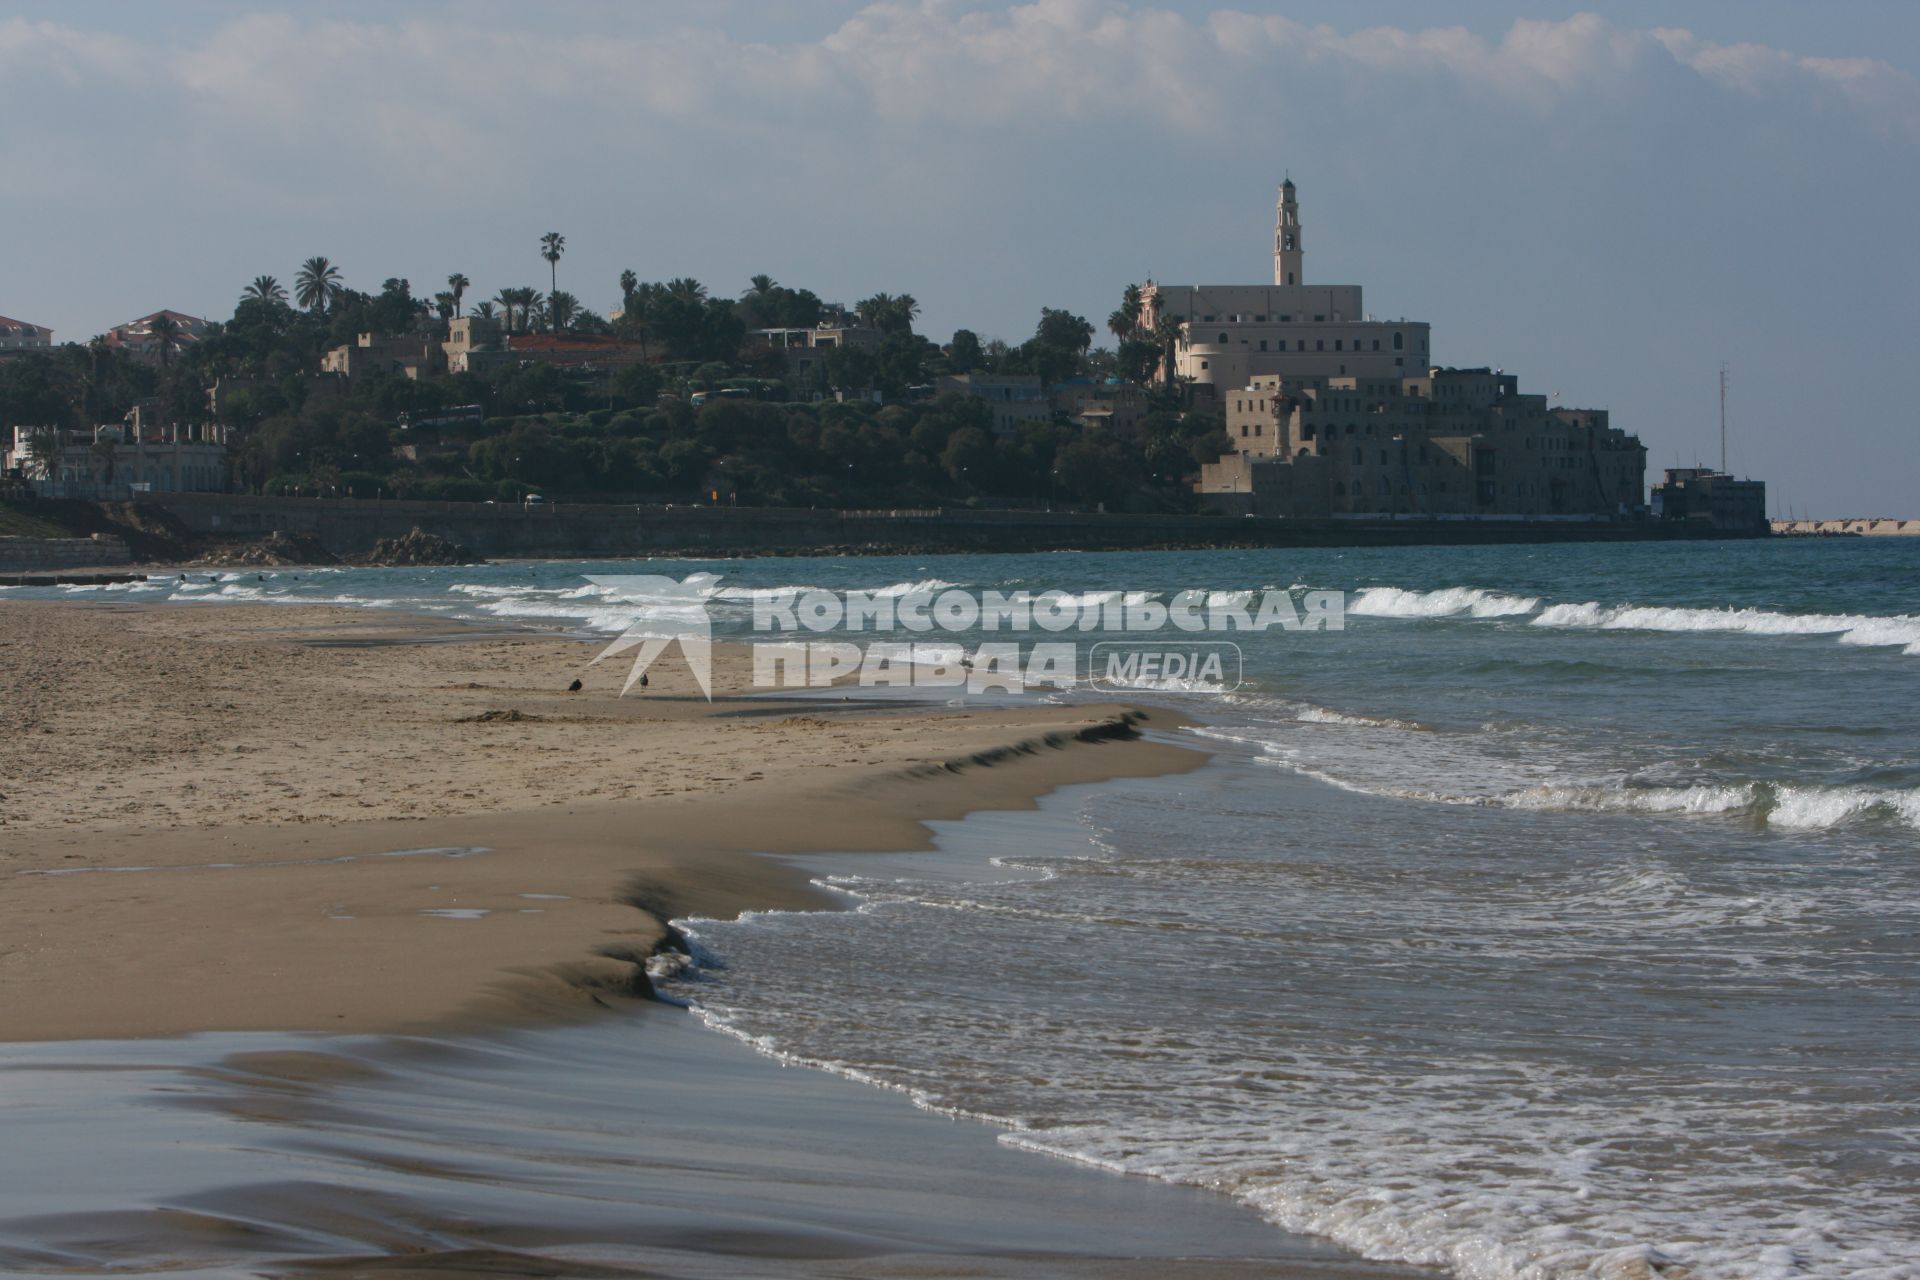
[433,291,457,322]
[1151,313,1185,388]
[447,273,470,318]
[547,290,579,332]
[539,232,565,299]
[473,300,497,322]
[294,257,343,313]
[147,313,181,370]
[492,289,518,332]
[243,275,288,306]
[665,277,706,305]
[24,425,67,481]
[892,293,919,334]
[618,269,638,311]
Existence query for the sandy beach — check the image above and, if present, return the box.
[0,598,1202,1041]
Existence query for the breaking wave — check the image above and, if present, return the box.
[1349,586,1540,618]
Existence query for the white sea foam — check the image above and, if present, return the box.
[1534,601,1920,653]
[1350,586,1540,618]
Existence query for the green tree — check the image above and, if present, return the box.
[447,273,470,317]
[539,231,566,299]
[244,276,288,307]
[295,257,344,313]
[947,329,984,374]
[547,290,580,332]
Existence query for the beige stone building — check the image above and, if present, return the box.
[1139,181,1432,398]
[1190,181,1646,519]
[1201,367,1645,518]
[321,332,445,381]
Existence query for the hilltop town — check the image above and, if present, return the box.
[2,182,1769,554]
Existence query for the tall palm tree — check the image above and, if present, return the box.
[147,313,181,370]
[618,269,638,311]
[539,232,565,299]
[547,290,579,332]
[294,257,343,313]
[447,273,470,318]
[433,291,457,322]
[1151,313,1185,388]
[244,275,288,306]
[492,289,518,332]
[892,293,919,334]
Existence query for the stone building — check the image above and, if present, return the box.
[321,332,445,381]
[1652,468,1767,532]
[1138,180,1432,399]
[1199,368,1646,518]
[1190,181,1647,519]
[750,323,881,384]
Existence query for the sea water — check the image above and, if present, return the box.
[11,537,1920,1278]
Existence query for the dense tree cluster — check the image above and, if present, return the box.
[2,244,1225,513]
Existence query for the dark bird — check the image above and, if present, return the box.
[639,674,649,689]
[567,679,583,693]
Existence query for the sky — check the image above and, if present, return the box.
[4,1,1915,516]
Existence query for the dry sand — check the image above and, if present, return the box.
[0,599,1204,1041]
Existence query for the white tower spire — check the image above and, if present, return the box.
[1274,177,1302,286]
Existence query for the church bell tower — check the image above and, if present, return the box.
[1274,177,1302,286]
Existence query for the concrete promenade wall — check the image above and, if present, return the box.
[0,534,133,572]
[132,493,1753,560]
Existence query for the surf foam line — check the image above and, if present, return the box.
[1343,585,1920,657]
[1532,601,1920,655]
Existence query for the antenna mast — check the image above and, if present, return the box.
[1719,363,1728,474]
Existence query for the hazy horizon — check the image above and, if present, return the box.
[5,1,1914,516]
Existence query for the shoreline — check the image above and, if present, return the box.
[0,597,1207,1041]
[0,594,1441,1280]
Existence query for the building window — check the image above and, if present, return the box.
[1393,332,1404,350]
[1335,340,1344,351]
[1352,446,1363,464]
[1314,315,1325,322]
[1259,340,1268,351]
[1255,315,1266,322]
[1316,340,1324,351]
[1372,339,1380,351]
[1219,333,1229,344]
[1201,361,1209,370]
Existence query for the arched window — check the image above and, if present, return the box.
[1218,332,1229,344]
[1377,476,1391,496]
[1393,331,1404,350]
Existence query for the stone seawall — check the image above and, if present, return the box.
[131,493,1753,560]
[0,534,133,572]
